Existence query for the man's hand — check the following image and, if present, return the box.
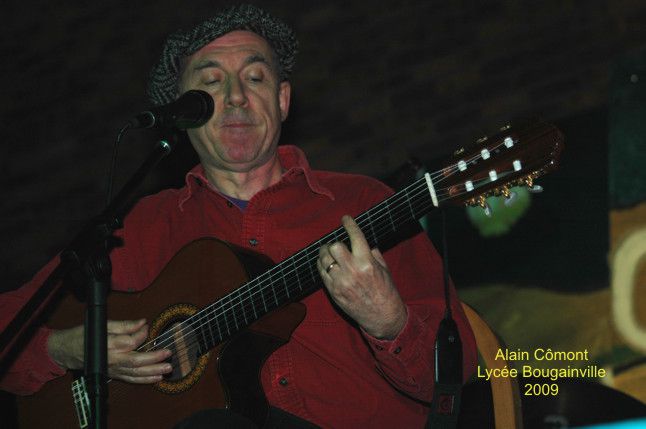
[47,319,173,384]
[317,215,408,340]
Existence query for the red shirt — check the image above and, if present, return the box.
[0,145,476,428]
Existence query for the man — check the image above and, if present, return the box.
[0,4,476,428]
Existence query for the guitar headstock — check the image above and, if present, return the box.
[434,118,564,210]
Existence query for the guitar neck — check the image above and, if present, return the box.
[187,175,436,353]
[169,119,565,355]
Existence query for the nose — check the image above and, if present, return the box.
[225,77,248,108]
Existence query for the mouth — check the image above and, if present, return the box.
[222,122,253,128]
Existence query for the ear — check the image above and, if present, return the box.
[278,81,291,122]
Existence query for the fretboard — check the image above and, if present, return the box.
[179,175,436,355]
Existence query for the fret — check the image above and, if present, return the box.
[228,294,240,330]
[413,181,431,218]
[307,248,317,284]
[291,256,301,294]
[331,228,341,244]
[405,187,415,220]
[270,272,279,307]
[258,279,268,312]
[366,210,377,246]
[247,282,258,320]
[220,299,232,336]
[211,305,224,342]
[193,322,204,355]
[205,307,215,347]
[282,259,297,293]
[385,199,396,232]
[278,268,290,299]
[390,194,407,229]
[236,288,248,325]
[198,321,208,354]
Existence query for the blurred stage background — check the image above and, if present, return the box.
[1,1,645,427]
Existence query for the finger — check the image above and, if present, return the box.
[112,361,173,377]
[116,374,165,384]
[107,319,146,335]
[328,240,352,270]
[109,350,174,384]
[109,348,171,369]
[109,323,149,351]
[316,255,335,280]
[110,364,171,384]
[341,215,371,257]
[371,248,387,268]
[318,244,336,267]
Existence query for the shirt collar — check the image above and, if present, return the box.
[177,145,334,209]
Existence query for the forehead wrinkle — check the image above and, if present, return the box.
[193,59,221,71]
[191,53,270,72]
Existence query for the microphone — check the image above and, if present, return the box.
[128,90,214,130]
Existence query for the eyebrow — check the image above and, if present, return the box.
[192,54,272,72]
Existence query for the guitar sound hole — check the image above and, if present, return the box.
[156,320,200,381]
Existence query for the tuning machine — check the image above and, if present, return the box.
[524,176,543,193]
[477,195,492,217]
[499,185,518,207]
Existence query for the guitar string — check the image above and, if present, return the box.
[88,129,560,406]
[88,173,495,407]
[132,136,515,357]
[90,128,558,407]
[148,174,502,376]
[141,161,529,371]
[137,158,482,355]
[102,147,556,408]
[133,138,515,359]
[142,168,514,371]
[99,137,531,402]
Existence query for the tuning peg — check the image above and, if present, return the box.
[523,176,543,193]
[478,195,493,217]
[504,190,518,207]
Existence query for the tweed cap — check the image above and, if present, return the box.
[147,4,297,106]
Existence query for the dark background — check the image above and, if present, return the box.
[3,0,643,293]
[2,1,646,426]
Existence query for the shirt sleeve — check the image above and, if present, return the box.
[0,191,178,396]
[360,230,477,402]
[0,256,66,395]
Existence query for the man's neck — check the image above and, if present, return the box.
[203,154,284,201]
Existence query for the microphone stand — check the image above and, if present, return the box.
[0,134,178,429]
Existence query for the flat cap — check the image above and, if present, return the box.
[147,4,297,106]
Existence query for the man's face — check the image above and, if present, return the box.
[178,31,291,173]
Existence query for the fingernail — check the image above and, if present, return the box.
[164,364,173,372]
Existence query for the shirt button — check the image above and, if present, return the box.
[393,346,402,354]
[249,238,258,246]
[375,345,384,351]
[279,377,288,386]
[226,201,233,208]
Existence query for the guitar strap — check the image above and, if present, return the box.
[426,211,463,429]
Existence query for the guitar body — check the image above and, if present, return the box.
[16,238,306,428]
[13,118,564,428]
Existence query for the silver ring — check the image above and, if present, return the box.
[325,261,338,273]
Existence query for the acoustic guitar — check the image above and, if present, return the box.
[16,119,563,428]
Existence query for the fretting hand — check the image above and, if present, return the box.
[317,215,407,340]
